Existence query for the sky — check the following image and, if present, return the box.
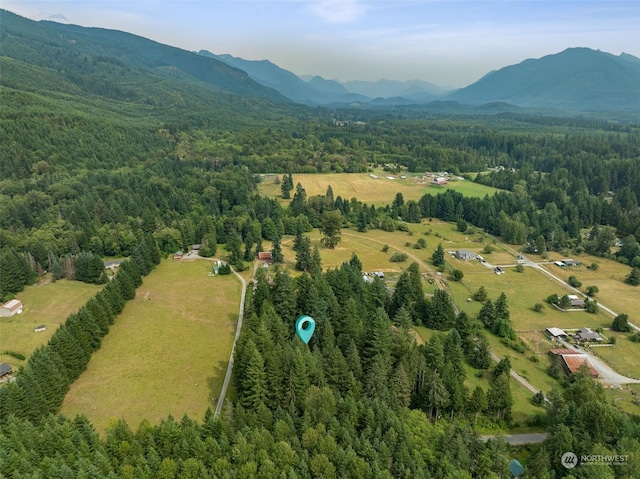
[3,0,639,87]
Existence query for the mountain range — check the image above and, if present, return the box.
[204,48,640,112]
[2,9,640,115]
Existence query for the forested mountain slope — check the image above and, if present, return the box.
[448,48,640,112]
[0,10,286,102]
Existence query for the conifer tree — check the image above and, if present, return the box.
[309,245,322,277]
[478,299,496,330]
[271,234,284,264]
[431,243,445,267]
[242,344,267,410]
[625,267,640,286]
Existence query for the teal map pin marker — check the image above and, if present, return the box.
[295,315,315,344]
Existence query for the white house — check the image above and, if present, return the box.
[0,299,23,317]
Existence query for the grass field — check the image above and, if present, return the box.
[603,384,640,416]
[60,259,241,434]
[0,278,103,369]
[540,251,640,322]
[258,170,501,206]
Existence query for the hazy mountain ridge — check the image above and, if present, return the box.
[447,48,640,111]
[2,9,638,114]
[202,46,640,113]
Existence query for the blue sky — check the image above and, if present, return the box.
[4,1,639,87]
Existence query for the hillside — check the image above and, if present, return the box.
[198,51,331,104]
[0,10,286,103]
[448,48,640,112]
[0,10,297,178]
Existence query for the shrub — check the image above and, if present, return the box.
[473,286,488,302]
[629,332,640,343]
[568,276,582,288]
[588,262,599,271]
[450,269,464,282]
[483,245,495,254]
[390,252,408,263]
[585,285,599,297]
[533,303,544,312]
[218,263,232,275]
[2,350,25,361]
[612,313,632,332]
[381,244,389,253]
[532,391,546,406]
[515,264,524,273]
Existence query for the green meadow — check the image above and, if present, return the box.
[258,170,501,207]
[61,259,241,434]
[0,279,103,369]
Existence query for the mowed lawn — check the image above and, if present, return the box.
[258,171,500,206]
[61,259,241,434]
[0,279,102,369]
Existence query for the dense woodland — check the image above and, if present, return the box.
[3,252,640,477]
[2,9,640,478]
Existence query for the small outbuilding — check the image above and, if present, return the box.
[0,299,23,317]
[546,327,568,340]
[0,363,12,379]
[561,259,581,267]
[258,251,272,261]
[173,251,183,260]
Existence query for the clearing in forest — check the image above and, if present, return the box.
[0,279,103,369]
[61,259,241,434]
[258,171,500,206]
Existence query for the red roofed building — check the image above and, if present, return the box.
[258,251,272,261]
[549,349,598,378]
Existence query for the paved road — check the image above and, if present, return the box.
[214,263,249,417]
[480,433,548,445]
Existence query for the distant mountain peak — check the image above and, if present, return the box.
[448,47,640,112]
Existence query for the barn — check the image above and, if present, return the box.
[0,299,23,317]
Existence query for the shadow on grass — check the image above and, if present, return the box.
[207,311,239,408]
[207,359,229,407]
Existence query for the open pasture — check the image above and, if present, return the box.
[258,171,500,206]
[61,259,241,434]
[541,251,640,321]
[592,331,640,380]
[0,279,102,369]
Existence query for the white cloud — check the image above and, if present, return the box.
[308,0,366,23]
